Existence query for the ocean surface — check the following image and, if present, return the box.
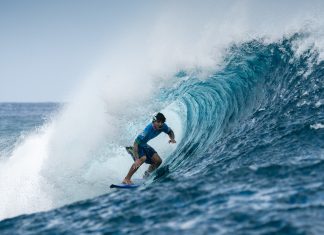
[1,34,324,234]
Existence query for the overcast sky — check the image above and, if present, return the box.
[1,0,324,102]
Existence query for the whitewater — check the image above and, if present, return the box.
[1,1,324,234]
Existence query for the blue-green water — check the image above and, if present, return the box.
[0,36,324,234]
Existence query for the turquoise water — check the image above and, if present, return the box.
[0,35,324,234]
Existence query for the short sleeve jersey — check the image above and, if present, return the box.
[135,123,171,146]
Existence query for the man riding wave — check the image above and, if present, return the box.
[123,113,176,184]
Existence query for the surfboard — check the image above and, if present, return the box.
[110,179,144,189]
[110,183,140,189]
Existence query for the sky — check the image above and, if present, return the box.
[0,0,160,102]
[1,0,324,102]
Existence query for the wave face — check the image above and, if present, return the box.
[1,34,324,234]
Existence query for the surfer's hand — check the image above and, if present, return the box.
[169,139,176,144]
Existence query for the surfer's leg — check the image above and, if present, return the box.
[123,156,147,184]
[147,153,162,173]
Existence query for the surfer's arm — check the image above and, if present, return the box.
[133,142,140,160]
[168,130,176,143]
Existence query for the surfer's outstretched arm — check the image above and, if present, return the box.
[168,130,176,144]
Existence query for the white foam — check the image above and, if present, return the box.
[0,127,53,219]
[310,123,324,129]
[315,99,324,108]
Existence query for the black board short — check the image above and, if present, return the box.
[138,144,157,164]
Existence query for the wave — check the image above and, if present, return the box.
[162,33,324,179]
[0,32,323,225]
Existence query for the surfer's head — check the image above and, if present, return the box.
[152,112,166,129]
[153,112,166,123]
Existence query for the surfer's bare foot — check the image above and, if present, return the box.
[122,178,133,185]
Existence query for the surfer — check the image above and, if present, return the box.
[123,113,176,184]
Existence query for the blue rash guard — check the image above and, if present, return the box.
[135,123,172,164]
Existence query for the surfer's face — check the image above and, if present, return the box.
[154,121,164,129]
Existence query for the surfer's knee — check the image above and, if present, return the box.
[157,157,162,166]
[137,156,146,165]
[152,154,162,166]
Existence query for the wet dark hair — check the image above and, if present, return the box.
[153,112,166,123]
